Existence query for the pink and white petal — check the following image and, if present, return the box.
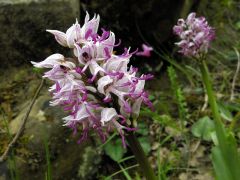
[66,24,77,48]
[74,44,85,65]
[85,14,100,35]
[136,44,153,57]
[103,55,129,72]
[31,53,65,68]
[63,104,89,122]
[57,60,76,69]
[102,31,115,52]
[84,11,90,24]
[186,12,196,25]
[142,44,153,51]
[74,19,82,42]
[97,75,113,94]
[132,98,143,118]
[100,108,118,126]
[43,66,65,80]
[89,61,105,77]
[119,100,131,118]
[134,79,145,93]
[81,13,100,39]
[73,47,78,57]
[86,86,97,93]
[46,30,67,47]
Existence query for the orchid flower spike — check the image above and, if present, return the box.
[173,12,215,58]
[31,12,153,146]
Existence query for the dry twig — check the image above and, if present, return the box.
[201,93,208,111]
[0,78,45,162]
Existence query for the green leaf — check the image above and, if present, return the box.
[218,102,233,121]
[118,164,132,180]
[212,146,232,180]
[212,133,240,180]
[136,123,148,136]
[32,67,44,74]
[104,139,126,162]
[148,95,155,101]
[235,21,240,30]
[210,131,218,146]
[191,116,215,141]
[140,108,179,130]
[138,137,151,154]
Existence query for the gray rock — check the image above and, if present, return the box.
[77,146,102,179]
[0,0,79,68]
[7,91,100,180]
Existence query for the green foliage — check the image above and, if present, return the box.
[140,108,179,130]
[212,131,240,180]
[156,148,174,180]
[103,123,151,162]
[154,49,197,86]
[32,67,44,74]
[218,102,233,122]
[235,21,240,30]
[221,0,233,7]
[105,163,139,180]
[167,66,189,125]
[104,139,126,162]
[118,164,132,180]
[7,152,19,180]
[191,116,215,141]
[137,123,149,136]
[200,60,240,180]
[211,146,231,180]
[138,137,151,154]
[1,108,19,180]
[44,138,52,180]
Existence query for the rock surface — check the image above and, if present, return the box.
[6,90,101,180]
[0,66,102,179]
[0,0,199,70]
[0,0,79,68]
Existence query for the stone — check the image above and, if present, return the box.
[77,146,102,179]
[0,0,79,68]
[7,91,101,179]
[0,0,199,71]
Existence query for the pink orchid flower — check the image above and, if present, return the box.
[173,12,215,57]
[136,44,153,57]
[31,12,153,145]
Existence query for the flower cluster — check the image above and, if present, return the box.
[173,12,215,58]
[32,12,153,146]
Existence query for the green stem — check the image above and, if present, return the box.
[199,60,227,149]
[200,59,240,180]
[126,132,157,180]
